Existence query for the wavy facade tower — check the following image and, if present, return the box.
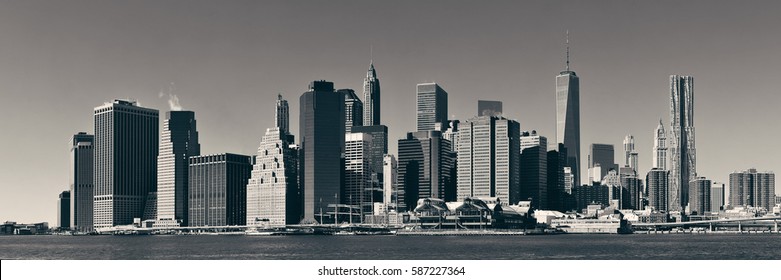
[556,32,581,187]
[669,75,696,211]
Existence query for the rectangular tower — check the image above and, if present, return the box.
[520,131,548,209]
[646,168,669,211]
[729,169,775,210]
[397,131,455,210]
[188,153,253,227]
[58,191,71,229]
[156,111,200,227]
[416,83,448,132]
[689,177,711,215]
[70,132,93,232]
[93,99,159,228]
[589,143,617,182]
[669,75,696,211]
[340,89,363,133]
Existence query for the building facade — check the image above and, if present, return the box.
[156,111,200,227]
[589,143,617,182]
[70,132,93,231]
[646,168,669,211]
[689,177,711,215]
[556,40,581,187]
[246,127,300,227]
[416,83,448,132]
[711,182,725,212]
[340,89,363,133]
[299,81,345,223]
[397,131,455,211]
[188,153,253,227]
[383,154,398,212]
[729,169,775,210]
[623,134,639,174]
[93,99,159,228]
[520,131,548,209]
[58,191,71,229]
[652,119,667,170]
[344,132,373,218]
[669,75,696,211]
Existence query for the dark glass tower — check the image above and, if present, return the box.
[70,132,93,232]
[397,131,455,211]
[188,153,253,226]
[93,99,159,228]
[416,83,448,132]
[156,111,200,226]
[58,191,71,229]
[556,32,581,187]
[300,80,345,223]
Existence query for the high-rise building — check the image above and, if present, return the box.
[572,183,610,211]
[589,143,617,181]
[276,94,290,136]
[689,177,711,215]
[520,131,548,209]
[246,127,300,227]
[340,89,363,133]
[300,81,345,223]
[188,153,253,227]
[548,145,569,211]
[156,111,200,227]
[440,120,460,151]
[383,154,398,212]
[416,83,448,132]
[711,182,725,212]
[456,116,521,205]
[69,132,93,232]
[623,134,639,173]
[646,168,669,211]
[669,75,696,211]
[397,131,455,210]
[556,32,581,187]
[652,119,667,170]
[363,62,381,126]
[93,99,159,228]
[344,132,373,218]
[619,170,643,210]
[729,169,775,210]
[351,125,388,178]
[58,191,71,229]
[477,100,502,117]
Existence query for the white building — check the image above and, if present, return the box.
[246,127,298,227]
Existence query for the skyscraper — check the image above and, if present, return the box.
[341,89,363,133]
[477,100,503,117]
[556,31,581,187]
[520,131,548,209]
[646,168,669,211]
[58,191,71,229]
[69,132,93,232]
[300,80,345,223]
[729,169,775,210]
[246,127,300,227]
[188,153,253,227]
[711,182,725,212]
[397,131,455,210]
[669,75,696,211]
[689,177,711,215]
[549,144,569,211]
[93,99,158,228]
[589,143,617,182]
[623,134,638,173]
[276,94,289,136]
[416,83,448,132]
[382,154,398,212]
[344,133,373,218]
[456,116,521,205]
[363,62,381,126]
[652,119,667,170]
[156,111,200,227]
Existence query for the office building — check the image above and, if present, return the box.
[58,191,70,229]
[669,75,696,211]
[352,125,388,178]
[93,99,159,228]
[188,153,253,227]
[383,154,398,212]
[340,89,363,133]
[620,170,642,210]
[344,132,373,217]
[398,131,455,210]
[300,81,345,223]
[520,131,548,209]
[246,127,300,227]
[729,169,775,210]
[589,144,617,181]
[556,32,581,187]
[572,183,610,212]
[276,94,290,136]
[623,134,638,173]
[646,168,669,211]
[363,62,381,126]
[689,177,711,215]
[156,111,200,227]
[440,120,460,151]
[548,146,570,212]
[416,83,448,132]
[652,119,667,170]
[478,100,503,117]
[69,132,93,232]
[711,182,725,212]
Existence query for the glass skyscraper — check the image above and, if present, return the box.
[188,153,253,227]
[416,83,448,132]
[556,57,581,187]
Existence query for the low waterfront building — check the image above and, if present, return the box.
[550,211,630,234]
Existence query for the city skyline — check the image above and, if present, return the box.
[2,0,781,223]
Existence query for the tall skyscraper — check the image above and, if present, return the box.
[156,111,200,227]
[397,131,455,210]
[477,100,503,117]
[363,62,381,126]
[669,75,696,211]
[729,169,775,210]
[646,168,669,211]
[520,131,548,209]
[710,182,725,212]
[548,144,569,211]
[456,116,521,205]
[344,133,374,218]
[623,134,638,173]
[276,94,289,136]
[383,154,398,212]
[300,81,345,223]
[93,99,158,228]
[589,144,617,182]
[58,191,71,229]
[246,127,300,227]
[416,83,448,132]
[556,32,581,187]
[689,177,711,215]
[188,153,253,227]
[340,89,363,133]
[352,126,388,177]
[652,119,667,170]
[69,132,93,232]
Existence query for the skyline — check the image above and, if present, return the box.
[2,0,781,223]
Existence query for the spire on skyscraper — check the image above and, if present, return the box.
[566,30,570,71]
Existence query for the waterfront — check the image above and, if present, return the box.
[1,234,779,260]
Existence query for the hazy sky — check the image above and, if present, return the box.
[2,0,780,223]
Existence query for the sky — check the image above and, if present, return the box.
[1,0,780,224]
